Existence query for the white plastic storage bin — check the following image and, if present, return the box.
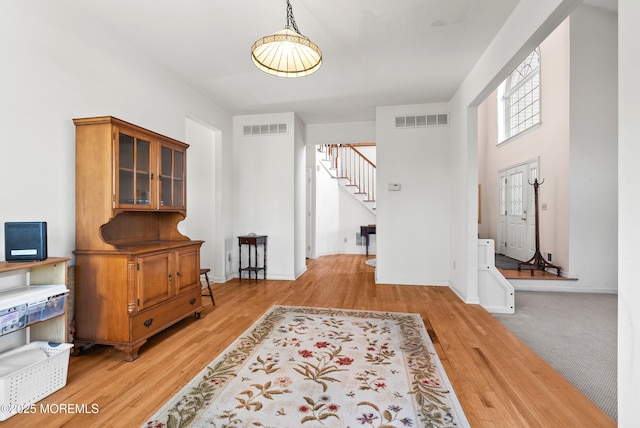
[0,341,73,421]
[0,304,26,335]
[26,293,66,324]
[0,284,67,336]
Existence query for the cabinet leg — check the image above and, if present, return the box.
[115,341,146,362]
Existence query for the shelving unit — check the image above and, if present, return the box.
[0,257,70,349]
[0,257,71,421]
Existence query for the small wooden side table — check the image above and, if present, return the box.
[360,224,376,256]
[238,235,267,281]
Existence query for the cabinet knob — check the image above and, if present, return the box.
[189,298,196,305]
[176,271,182,277]
[168,274,172,281]
[143,318,154,328]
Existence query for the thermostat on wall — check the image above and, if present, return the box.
[387,183,401,191]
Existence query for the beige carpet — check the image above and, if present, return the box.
[494,291,617,421]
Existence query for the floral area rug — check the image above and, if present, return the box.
[144,305,469,428]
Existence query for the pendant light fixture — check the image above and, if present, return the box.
[251,0,322,77]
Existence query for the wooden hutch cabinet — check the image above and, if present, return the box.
[73,116,203,361]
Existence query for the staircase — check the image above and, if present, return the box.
[318,143,376,214]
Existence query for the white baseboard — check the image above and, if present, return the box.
[510,280,618,294]
[375,276,449,286]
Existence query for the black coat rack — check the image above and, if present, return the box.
[518,178,562,276]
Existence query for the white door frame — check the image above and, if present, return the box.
[306,168,312,259]
[497,158,539,261]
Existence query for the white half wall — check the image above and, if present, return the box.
[478,239,515,314]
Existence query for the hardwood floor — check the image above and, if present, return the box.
[11,255,614,427]
[497,267,576,280]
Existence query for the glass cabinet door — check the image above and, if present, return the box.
[118,131,152,208]
[159,144,185,209]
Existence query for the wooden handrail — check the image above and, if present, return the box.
[348,144,376,168]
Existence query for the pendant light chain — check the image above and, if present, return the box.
[286,0,301,34]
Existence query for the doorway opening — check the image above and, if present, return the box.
[497,158,538,262]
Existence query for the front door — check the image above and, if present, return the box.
[497,160,538,261]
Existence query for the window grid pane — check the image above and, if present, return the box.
[509,171,523,216]
[504,48,540,140]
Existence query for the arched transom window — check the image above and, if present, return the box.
[498,48,541,143]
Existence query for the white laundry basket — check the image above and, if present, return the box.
[0,341,73,421]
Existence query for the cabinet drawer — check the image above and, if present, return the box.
[239,235,266,245]
[131,289,201,340]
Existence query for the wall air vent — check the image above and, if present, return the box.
[243,123,288,136]
[395,113,449,128]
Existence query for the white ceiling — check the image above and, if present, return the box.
[66,0,616,125]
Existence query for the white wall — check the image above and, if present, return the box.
[618,1,639,424]
[306,122,376,146]
[315,160,342,256]
[0,3,233,265]
[376,103,452,286]
[567,6,618,291]
[182,118,220,278]
[358,146,377,165]
[232,113,301,280]
[294,115,307,278]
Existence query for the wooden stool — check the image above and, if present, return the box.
[200,268,215,305]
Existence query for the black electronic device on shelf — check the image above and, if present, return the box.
[4,222,48,262]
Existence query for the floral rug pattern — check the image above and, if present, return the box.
[144,306,469,428]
